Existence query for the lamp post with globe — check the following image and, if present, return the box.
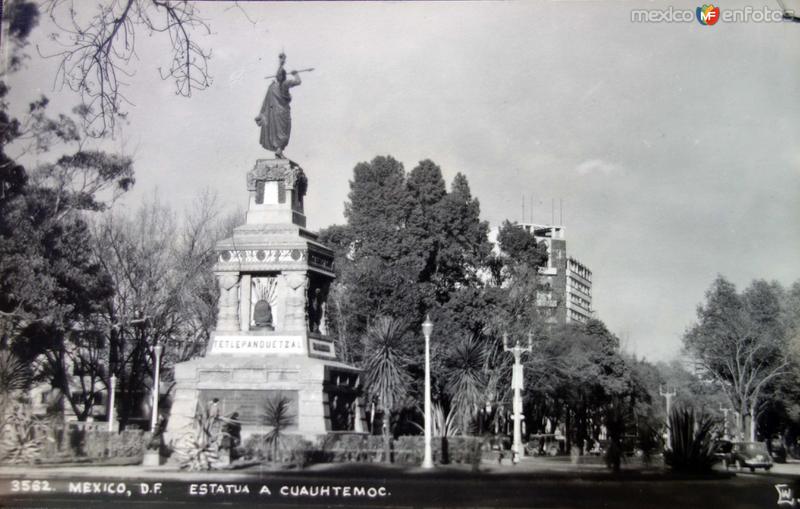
[421,316,434,469]
[150,343,164,433]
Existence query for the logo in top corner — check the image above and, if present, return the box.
[697,4,721,25]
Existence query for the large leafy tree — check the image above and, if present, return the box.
[684,276,795,441]
[2,148,133,421]
[520,320,637,454]
[321,156,494,362]
[1,2,135,420]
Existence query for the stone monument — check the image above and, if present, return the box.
[167,58,365,440]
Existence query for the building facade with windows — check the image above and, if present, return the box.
[490,223,593,326]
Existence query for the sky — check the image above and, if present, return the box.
[5,0,800,362]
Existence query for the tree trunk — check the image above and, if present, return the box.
[382,411,391,463]
[565,409,572,453]
[736,405,746,441]
[749,401,757,442]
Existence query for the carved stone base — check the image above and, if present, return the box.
[165,354,366,444]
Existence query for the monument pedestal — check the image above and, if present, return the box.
[167,159,366,443]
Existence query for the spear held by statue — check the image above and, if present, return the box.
[265,68,314,80]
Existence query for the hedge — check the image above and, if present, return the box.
[240,433,485,466]
[37,426,146,462]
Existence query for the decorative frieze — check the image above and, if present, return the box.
[218,248,306,264]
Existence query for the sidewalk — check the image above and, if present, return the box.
[0,455,719,482]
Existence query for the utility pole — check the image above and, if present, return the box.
[659,385,676,450]
[504,332,533,464]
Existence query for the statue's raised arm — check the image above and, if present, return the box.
[255,53,311,159]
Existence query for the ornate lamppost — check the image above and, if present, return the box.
[421,315,434,469]
[150,343,163,433]
[659,385,676,450]
[503,332,532,464]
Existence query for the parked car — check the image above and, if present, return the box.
[768,437,787,464]
[713,439,733,465]
[525,434,566,456]
[720,441,773,472]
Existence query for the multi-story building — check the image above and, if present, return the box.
[490,223,593,326]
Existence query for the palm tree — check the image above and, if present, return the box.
[362,316,412,462]
[261,395,295,462]
[443,335,489,434]
[0,350,30,398]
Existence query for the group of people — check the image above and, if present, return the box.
[206,398,242,453]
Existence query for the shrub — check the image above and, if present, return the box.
[241,433,486,466]
[243,434,313,464]
[663,407,717,473]
[0,400,47,464]
[3,418,146,465]
[392,435,485,465]
[172,403,222,470]
[314,433,384,462]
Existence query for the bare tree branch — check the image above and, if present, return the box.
[38,0,213,137]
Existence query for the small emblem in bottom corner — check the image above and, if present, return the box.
[775,484,796,506]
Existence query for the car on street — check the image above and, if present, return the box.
[768,437,787,463]
[713,439,733,466]
[719,441,773,472]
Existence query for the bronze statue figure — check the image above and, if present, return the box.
[255,53,303,159]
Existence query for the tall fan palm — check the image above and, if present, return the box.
[362,316,412,462]
[261,395,295,462]
[443,335,488,434]
[0,350,31,425]
[0,350,30,397]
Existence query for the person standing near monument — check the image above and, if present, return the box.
[255,53,302,159]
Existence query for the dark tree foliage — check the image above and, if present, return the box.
[322,155,494,364]
[496,220,548,268]
[2,0,40,72]
[343,155,409,262]
[1,1,137,420]
[519,320,640,456]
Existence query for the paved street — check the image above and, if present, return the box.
[1,458,799,508]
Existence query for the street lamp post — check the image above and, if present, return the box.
[503,332,532,464]
[659,385,676,450]
[150,343,163,433]
[421,315,434,469]
[108,373,116,432]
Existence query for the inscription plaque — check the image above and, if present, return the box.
[211,335,304,354]
[198,389,299,427]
